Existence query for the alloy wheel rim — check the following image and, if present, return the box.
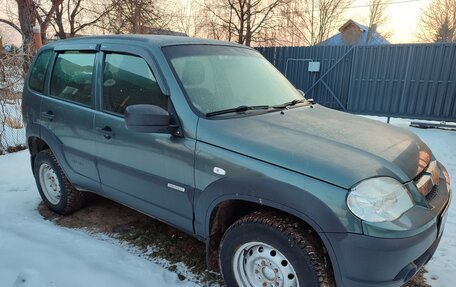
[233,242,299,287]
[39,163,61,205]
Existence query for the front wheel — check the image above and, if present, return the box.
[219,212,335,287]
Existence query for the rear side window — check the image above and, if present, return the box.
[102,53,167,115]
[50,51,95,106]
[29,50,52,93]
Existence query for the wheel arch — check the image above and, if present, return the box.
[27,125,100,192]
[196,176,347,276]
[27,126,65,171]
[28,136,50,164]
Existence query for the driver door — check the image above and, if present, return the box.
[93,46,195,233]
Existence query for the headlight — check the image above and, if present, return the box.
[347,177,414,222]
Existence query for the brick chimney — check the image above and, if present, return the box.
[33,25,42,52]
[366,24,377,45]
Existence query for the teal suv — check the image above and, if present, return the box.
[22,35,451,287]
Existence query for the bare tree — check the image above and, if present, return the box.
[203,0,290,46]
[364,0,391,44]
[167,0,205,37]
[417,0,456,42]
[51,0,112,39]
[274,0,352,46]
[35,0,64,41]
[14,0,36,54]
[1,0,63,49]
[435,15,455,42]
[201,0,234,41]
[307,0,352,45]
[100,0,165,34]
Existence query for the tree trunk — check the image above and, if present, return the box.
[16,0,36,72]
[245,0,252,46]
[16,0,35,50]
[55,5,67,39]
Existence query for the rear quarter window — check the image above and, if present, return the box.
[29,50,52,93]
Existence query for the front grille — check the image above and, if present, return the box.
[425,185,439,201]
[414,160,440,200]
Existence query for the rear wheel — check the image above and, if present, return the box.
[219,212,335,287]
[34,150,86,214]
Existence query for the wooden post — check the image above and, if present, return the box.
[32,25,42,52]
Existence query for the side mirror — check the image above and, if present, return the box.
[125,104,174,133]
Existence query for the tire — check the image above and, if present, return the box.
[219,211,335,287]
[33,149,86,215]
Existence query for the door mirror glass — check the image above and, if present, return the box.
[125,104,171,133]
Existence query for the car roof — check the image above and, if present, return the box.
[43,34,249,50]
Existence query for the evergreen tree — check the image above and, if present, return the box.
[434,15,455,42]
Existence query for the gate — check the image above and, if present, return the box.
[257,43,456,122]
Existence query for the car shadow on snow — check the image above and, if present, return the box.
[37,194,430,287]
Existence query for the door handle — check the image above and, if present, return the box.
[95,126,114,139]
[41,111,55,121]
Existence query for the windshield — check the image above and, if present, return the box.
[163,45,304,115]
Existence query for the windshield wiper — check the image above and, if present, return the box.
[206,105,271,117]
[205,99,309,117]
[272,99,308,109]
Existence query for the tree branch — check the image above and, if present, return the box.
[0,19,23,37]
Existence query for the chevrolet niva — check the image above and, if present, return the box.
[22,35,451,287]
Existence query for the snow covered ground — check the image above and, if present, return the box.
[0,117,455,287]
[0,151,201,287]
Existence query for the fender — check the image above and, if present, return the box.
[27,125,101,193]
[194,176,352,239]
[194,175,352,283]
[25,122,41,140]
[26,122,42,170]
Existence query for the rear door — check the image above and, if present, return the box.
[39,46,100,189]
[93,45,195,233]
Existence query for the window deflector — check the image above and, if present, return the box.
[100,43,169,96]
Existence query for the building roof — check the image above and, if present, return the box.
[320,19,390,46]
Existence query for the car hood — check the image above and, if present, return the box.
[197,105,431,189]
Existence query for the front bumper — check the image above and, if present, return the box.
[325,211,445,287]
[325,163,451,287]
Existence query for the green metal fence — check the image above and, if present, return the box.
[257,43,456,122]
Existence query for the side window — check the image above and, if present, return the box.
[29,50,52,93]
[50,51,95,106]
[102,53,167,115]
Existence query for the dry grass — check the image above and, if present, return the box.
[38,195,431,287]
[4,116,23,129]
[403,269,431,287]
[0,91,21,102]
